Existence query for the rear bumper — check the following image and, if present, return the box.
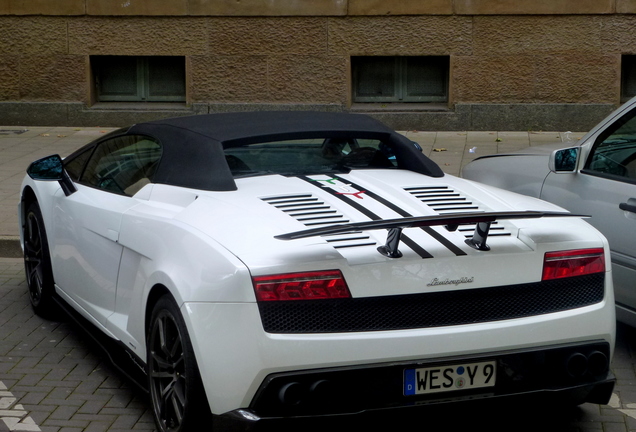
[215,340,616,430]
[215,375,615,432]
[184,293,615,415]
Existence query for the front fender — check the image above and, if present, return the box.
[19,177,65,251]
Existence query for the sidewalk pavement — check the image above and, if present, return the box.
[0,126,585,258]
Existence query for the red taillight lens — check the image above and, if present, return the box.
[542,248,605,281]
[253,270,351,301]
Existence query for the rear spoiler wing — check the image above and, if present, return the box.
[275,211,588,258]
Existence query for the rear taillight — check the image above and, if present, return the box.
[253,270,351,301]
[542,248,605,281]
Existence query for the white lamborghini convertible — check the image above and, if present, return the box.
[19,111,615,431]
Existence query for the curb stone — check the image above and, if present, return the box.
[0,237,21,259]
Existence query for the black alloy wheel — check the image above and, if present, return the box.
[23,200,56,317]
[148,295,211,432]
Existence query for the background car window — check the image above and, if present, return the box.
[586,110,636,180]
[81,135,162,196]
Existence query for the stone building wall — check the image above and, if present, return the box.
[1,0,636,130]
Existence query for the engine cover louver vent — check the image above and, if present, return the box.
[404,186,511,238]
[261,194,376,249]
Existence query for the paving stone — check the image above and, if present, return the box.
[18,392,49,405]
[604,422,629,432]
[15,374,45,387]
[131,423,157,431]
[49,405,80,421]
[71,415,117,424]
[25,407,56,422]
[617,367,636,380]
[603,406,629,417]
[42,419,89,429]
[76,401,112,416]
[109,414,144,430]
[69,382,108,399]
[103,394,133,410]
[81,423,111,432]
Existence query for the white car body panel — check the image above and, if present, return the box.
[50,184,134,326]
[186,297,615,414]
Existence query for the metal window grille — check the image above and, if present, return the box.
[92,56,186,102]
[352,56,448,103]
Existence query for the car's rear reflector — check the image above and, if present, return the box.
[542,248,605,281]
[253,270,351,301]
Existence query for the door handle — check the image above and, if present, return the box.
[619,202,636,213]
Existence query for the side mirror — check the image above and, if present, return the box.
[26,154,77,196]
[549,147,579,173]
[27,155,64,180]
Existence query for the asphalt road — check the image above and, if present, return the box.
[1,256,635,432]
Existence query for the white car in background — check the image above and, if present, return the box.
[464,97,636,328]
[20,111,615,431]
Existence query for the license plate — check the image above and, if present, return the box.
[404,361,496,396]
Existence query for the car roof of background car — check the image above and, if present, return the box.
[129,111,396,146]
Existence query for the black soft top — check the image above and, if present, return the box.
[135,111,396,146]
[88,111,444,191]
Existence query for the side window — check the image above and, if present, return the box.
[80,135,162,196]
[585,110,636,181]
[64,147,94,182]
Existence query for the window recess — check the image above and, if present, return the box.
[352,56,449,103]
[622,55,636,103]
[92,56,186,103]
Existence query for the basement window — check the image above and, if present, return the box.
[92,56,186,102]
[622,55,636,103]
[352,56,449,103]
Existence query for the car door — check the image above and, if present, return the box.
[50,134,162,327]
[541,109,636,312]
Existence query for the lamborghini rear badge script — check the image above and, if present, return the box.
[427,277,475,287]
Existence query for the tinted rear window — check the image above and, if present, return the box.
[224,138,396,178]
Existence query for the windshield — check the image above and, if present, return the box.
[224,137,397,178]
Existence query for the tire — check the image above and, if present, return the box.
[23,200,57,318]
[147,295,212,432]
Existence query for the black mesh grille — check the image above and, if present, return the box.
[257,274,604,333]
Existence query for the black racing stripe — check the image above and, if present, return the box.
[298,176,378,220]
[399,236,434,259]
[418,226,467,256]
[332,175,468,257]
[298,176,433,259]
